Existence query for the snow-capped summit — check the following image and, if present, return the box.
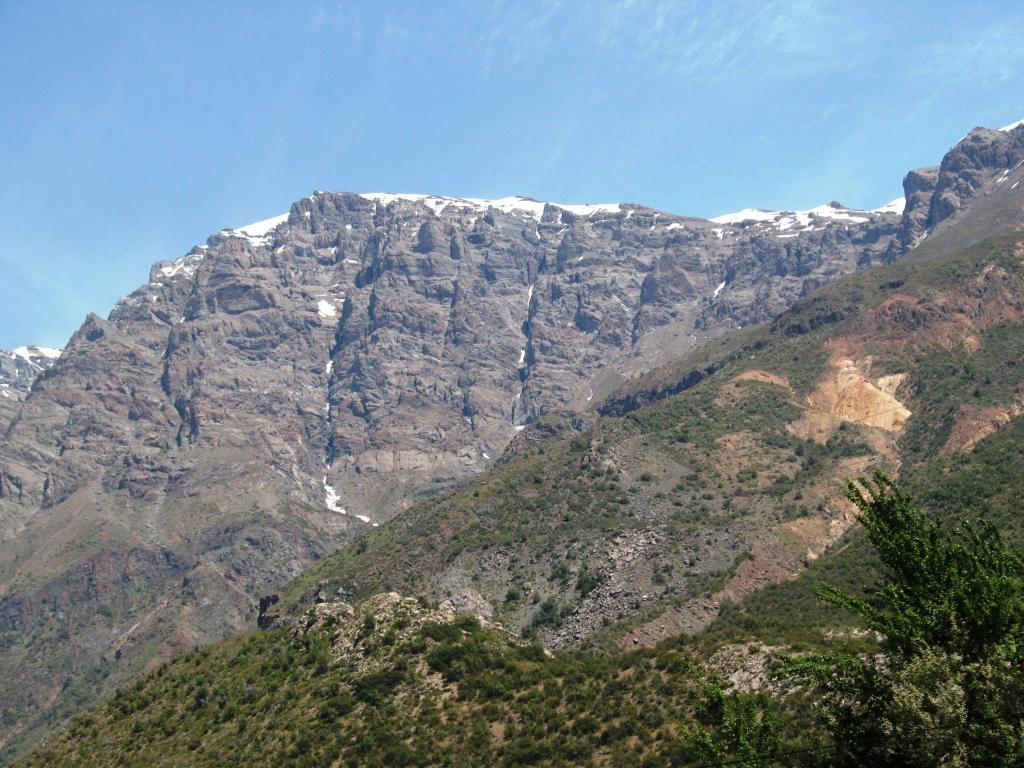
[0,345,61,399]
[359,193,621,220]
[871,198,906,215]
[219,213,291,244]
[12,345,61,364]
[709,200,900,232]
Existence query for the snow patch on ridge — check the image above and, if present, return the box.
[12,346,61,364]
[157,252,205,280]
[999,118,1024,132]
[1,346,62,399]
[360,193,620,221]
[220,213,290,244]
[872,197,906,215]
[709,202,874,231]
[709,208,779,225]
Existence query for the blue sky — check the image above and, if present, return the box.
[2,0,1023,348]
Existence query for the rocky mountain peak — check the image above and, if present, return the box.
[0,345,61,401]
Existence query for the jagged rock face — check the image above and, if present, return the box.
[929,126,1024,226]
[900,166,940,250]
[4,127,1020,541]
[901,123,1024,249]
[276,204,1024,657]
[1,194,907,537]
[0,346,60,446]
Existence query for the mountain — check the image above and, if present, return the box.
[0,347,61,433]
[2,120,1023,760]
[0,195,898,754]
[0,347,61,401]
[0,192,907,539]
[276,120,1024,641]
[273,209,1024,647]
[14,120,1024,768]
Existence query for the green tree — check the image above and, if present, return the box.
[784,472,1024,767]
[668,684,782,768]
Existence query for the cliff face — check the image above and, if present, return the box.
[0,194,906,542]
[1,121,1023,759]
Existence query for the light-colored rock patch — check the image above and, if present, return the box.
[790,356,911,443]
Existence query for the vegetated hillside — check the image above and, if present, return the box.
[22,421,1024,768]
[705,410,1024,649]
[21,593,779,768]
[273,223,1024,652]
[23,419,1024,768]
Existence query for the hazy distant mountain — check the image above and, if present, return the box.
[0,346,60,400]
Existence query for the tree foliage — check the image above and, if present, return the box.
[784,472,1024,767]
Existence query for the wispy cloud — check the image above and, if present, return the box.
[910,21,1024,88]
[302,0,867,84]
[590,0,858,81]
[453,0,863,82]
